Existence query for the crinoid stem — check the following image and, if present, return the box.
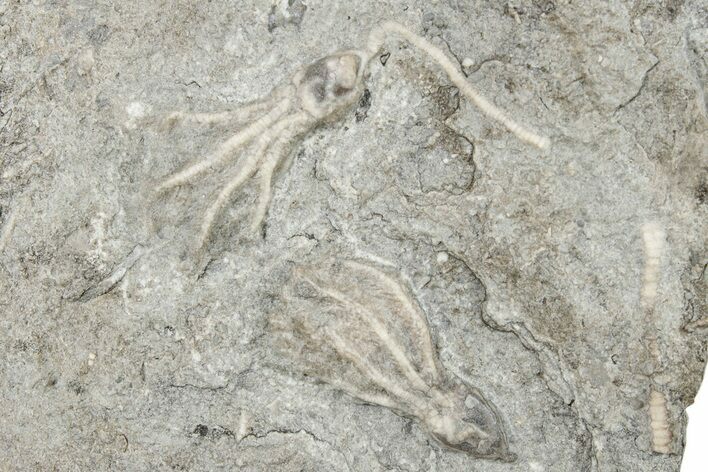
[298,271,431,393]
[649,389,672,454]
[641,221,665,312]
[640,221,673,454]
[156,99,291,193]
[640,221,665,364]
[343,261,441,383]
[367,21,550,150]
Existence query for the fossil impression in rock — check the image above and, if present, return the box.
[271,259,515,461]
[640,221,673,454]
[152,21,548,251]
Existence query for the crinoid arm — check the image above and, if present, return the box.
[366,21,550,150]
[272,259,441,410]
[196,112,311,249]
[342,260,441,382]
[161,85,292,130]
[294,261,437,394]
[251,112,313,231]
[161,100,273,129]
[271,258,515,460]
[155,99,291,193]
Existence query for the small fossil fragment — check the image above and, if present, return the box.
[271,259,515,461]
[648,389,672,454]
[640,221,665,313]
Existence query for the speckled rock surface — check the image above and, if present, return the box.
[1,1,706,471]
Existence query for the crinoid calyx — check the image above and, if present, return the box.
[269,259,515,462]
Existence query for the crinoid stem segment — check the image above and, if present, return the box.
[640,221,673,454]
[649,389,672,454]
[367,21,550,150]
[641,221,665,313]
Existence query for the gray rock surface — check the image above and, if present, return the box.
[1,1,706,471]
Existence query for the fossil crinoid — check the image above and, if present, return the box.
[270,259,515,462]
[153,21,549,251]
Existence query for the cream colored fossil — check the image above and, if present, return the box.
[153,21,549,250]
[648,389,671,454]
[270,259,515,461]
[640,221,673,454]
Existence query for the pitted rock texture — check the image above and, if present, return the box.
[0,1,705,471]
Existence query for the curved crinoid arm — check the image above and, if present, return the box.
[251,111,313,231]
[270,259,514,461]
[155,98,292,194]
[196,111,314,249]
[161,96,277,130]
[366,21,550,150]
[160,84,293,130]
